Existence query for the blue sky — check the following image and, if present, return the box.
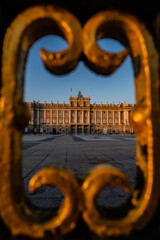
[24,35,135,104]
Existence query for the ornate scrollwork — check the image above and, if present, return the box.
[82,164,131,236]
[82,10,160,237]
[82,12,129,75]
[0,5,83,238]
[0,4,160,239]
[29,166,81,235]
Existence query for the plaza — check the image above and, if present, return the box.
[22,134,136,210]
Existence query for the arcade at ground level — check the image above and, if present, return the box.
[24,124,134,135]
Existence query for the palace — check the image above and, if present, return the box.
[25,91,135,135]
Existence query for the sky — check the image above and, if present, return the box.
[24,35,135,104]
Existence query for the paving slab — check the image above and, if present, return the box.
[22,134,136,209]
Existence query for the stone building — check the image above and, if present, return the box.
[25,91,135,135]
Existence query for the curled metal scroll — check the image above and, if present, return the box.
[83,13,129,75]
[82,164,131,236]
[0,5,160,239]
[29,166,81,235]
[0,5,83,238]
[82,10,160,237]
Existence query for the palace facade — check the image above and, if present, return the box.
[25,91,135,135]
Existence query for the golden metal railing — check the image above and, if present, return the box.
[0,2,160,239]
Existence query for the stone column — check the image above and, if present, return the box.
[75,110,77,123]
[107,111,109,125]
[57,110,58,125]
[95,111,97,124]
[113,110,114,125]
[88,110,90,124]
[63,110,65,125]
[37,108,39,124]
[123,111,125,124]
[101,111,103,125]
[50,110,52,125]
[119,111,121,125]
[69,110,71,124]
[75,111,77,135]
[126,111,129,124]
[44,109,46,124]
[82,110,84,124]
[124,111,127,124]
[31,108,34,124]
[124,111,127,132]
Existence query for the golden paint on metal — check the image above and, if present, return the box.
[130,98,149,146]
[39,9,82,75]
[83,15,129,75]
[82,164,131,236]
[29,166,81,235]
[0,5,160,239]
[0,5,82,238]
[81,10,160,237]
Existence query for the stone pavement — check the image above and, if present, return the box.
[22,134,136,210]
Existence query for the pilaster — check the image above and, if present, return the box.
[113,110,114,125]
[101,111,103,125]
[50,109,52,125]
[63,110,65,125]
[44,109,46,124]
[37,108,39,124]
